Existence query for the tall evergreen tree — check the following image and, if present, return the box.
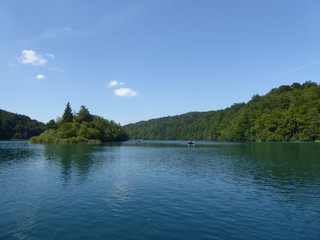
[62,102,73,123]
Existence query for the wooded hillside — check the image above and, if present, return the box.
[0,109,45,140]
[125,81,320,142]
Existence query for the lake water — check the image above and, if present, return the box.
[0,140,319,240]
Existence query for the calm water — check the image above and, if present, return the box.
[0,141,319,240]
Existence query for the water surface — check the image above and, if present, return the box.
[0,141,319,239]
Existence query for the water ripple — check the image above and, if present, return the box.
[0,141,320,239]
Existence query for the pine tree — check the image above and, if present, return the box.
[62,102,73,123]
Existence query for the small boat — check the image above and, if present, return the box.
[187,141,195,145]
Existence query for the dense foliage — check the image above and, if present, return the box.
[126,81,320,142]
[30,104,128,143]
[0,109,45,140]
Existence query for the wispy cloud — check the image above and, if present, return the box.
[8,63,19,67]
[114,88,138,97]
[108,80,124,87]
[36,74,46,79]
[20,27,94,44]
[275,60,320,77]
[50,67,66,72]
[102,6,143,28]
[19,50,47,65]
[46,53,55,59]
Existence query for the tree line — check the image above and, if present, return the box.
[125,81,320,142]
[30,103,128,143]
[0,109,45,140]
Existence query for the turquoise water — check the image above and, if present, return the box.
[0,140,319,239]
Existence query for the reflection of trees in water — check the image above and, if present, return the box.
[43,143,119,184]
[40,141,320,193]
[0,141,41,163]
[215,143,320,191]
[130,141,320,193]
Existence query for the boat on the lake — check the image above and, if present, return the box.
[187,141,195,145]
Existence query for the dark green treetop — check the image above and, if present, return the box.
[76,105,94,123]
[62,102,73,123]
[45,119,58,130]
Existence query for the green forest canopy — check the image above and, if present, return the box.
[30,103,128,143]
[125,81,320,142]
[2,81,320,143]
[0,109,45,140]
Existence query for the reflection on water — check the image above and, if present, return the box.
[125,141,320,187]
[105,181,133,217]
[2,140,319,193]
[218,143,320,187]
[44,144,98,183]
[42,143,122,184]
[0,140,319,240]
[0,141,42,163]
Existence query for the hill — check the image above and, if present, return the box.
[125,81,320,142]
[0,109,45,140]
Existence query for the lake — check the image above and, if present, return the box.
[0,140,319,240]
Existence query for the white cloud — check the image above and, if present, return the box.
[108,80,124,87]
[20,50,47,65]
[114,88,137,97]
[36,74,46,79]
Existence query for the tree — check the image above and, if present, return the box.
[62,102,73,123]
[77,105,93,123]
[46,119,58,130]
[30,104,128,143]
[125,81,320,142]
[0,109,45,140]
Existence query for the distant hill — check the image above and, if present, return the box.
[0,109,45,140]
[125,81,320,142]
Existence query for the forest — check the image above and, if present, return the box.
[30,103,128,143]
[2,81,320,143]
[125,81,320,142]
[0,109,45,140]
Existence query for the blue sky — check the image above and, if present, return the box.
[1,0,320,125]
